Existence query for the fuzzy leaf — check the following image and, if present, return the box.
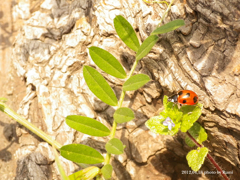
[186,147,208,172]
[83,66,118,106]
[180,103,203,132]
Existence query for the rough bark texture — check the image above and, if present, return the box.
[1,0,240,179]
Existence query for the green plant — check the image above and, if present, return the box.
[58,15,184,179]
[146,96,229,180]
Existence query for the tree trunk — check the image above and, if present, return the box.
[1,0,240,179]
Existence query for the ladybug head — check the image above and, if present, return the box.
[168,94,178,103]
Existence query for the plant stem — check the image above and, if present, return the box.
[158,0,175,26]
[0,102,62,150]
[104,58,140,165]
[186,131,230,180]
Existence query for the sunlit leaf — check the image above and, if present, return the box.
[114,15,140,52]
[68,166,100,180]
[89,46,126,79]
[123,74,150,91]
[66,115,110,137]
[186,147,208,172]
[105,138,125,155]
[180,103,203,132]
[151,19,185,35]
[136,35,159,61]
[83,66,118,106]
[145,115,180,136]
[60,144,104,164]
[114,107,134,123]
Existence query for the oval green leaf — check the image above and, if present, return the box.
[60,144,104,164]
[114,107,134,123]
[105,138,125,155]
[136,35,159,61]
[66,115,110,137]
[123,74,150,91]
[151,19,185,35]
[83,66,118,106]
[101,164,113,179]
[68,166,100,180]
[89,46,126,79]
[114,15,140,52]
[186,147,208,172]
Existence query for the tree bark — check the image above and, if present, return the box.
[1,0,239,179]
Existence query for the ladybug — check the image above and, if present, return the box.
[168,90,198,105]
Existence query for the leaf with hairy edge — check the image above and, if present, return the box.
[60,144,104,164]
[105,138,125,155]
[89,47,126,79]
[114,107,135,123]
[151,19,185,35]
[114,15,140,52]
[83,66,118,106]
[123,74,150,91]
[66,115,110,137]
[136,35,159,61]
[187,147,208,172]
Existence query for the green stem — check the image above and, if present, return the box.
[104,59,139,165]
[0,102,62,150]
[158,0,175,26]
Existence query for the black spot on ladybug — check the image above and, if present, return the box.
[193,96,198,103]
[185,93,190,98]
[182,99,187,104]
[178,91,183,96]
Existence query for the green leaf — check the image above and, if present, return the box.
[105,138,125,155]
[145,115,180,136]
[185,122,208,147]
[114,107,135,123]
[83,66,118,106]
[0,97,7,103]
[186,147,208,172]
[123,74,150,91]
[180,103,203,132]
[53,146,69,180]
[66,115,110,137]
[136,35,159,61]
[101,164,113,180]
[151,19,185,35]
[114,15,140,52]
[60,144,104,164]
[89,47,126,79]
[68,166,100,180]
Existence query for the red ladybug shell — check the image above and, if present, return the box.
[168,90,198,105]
